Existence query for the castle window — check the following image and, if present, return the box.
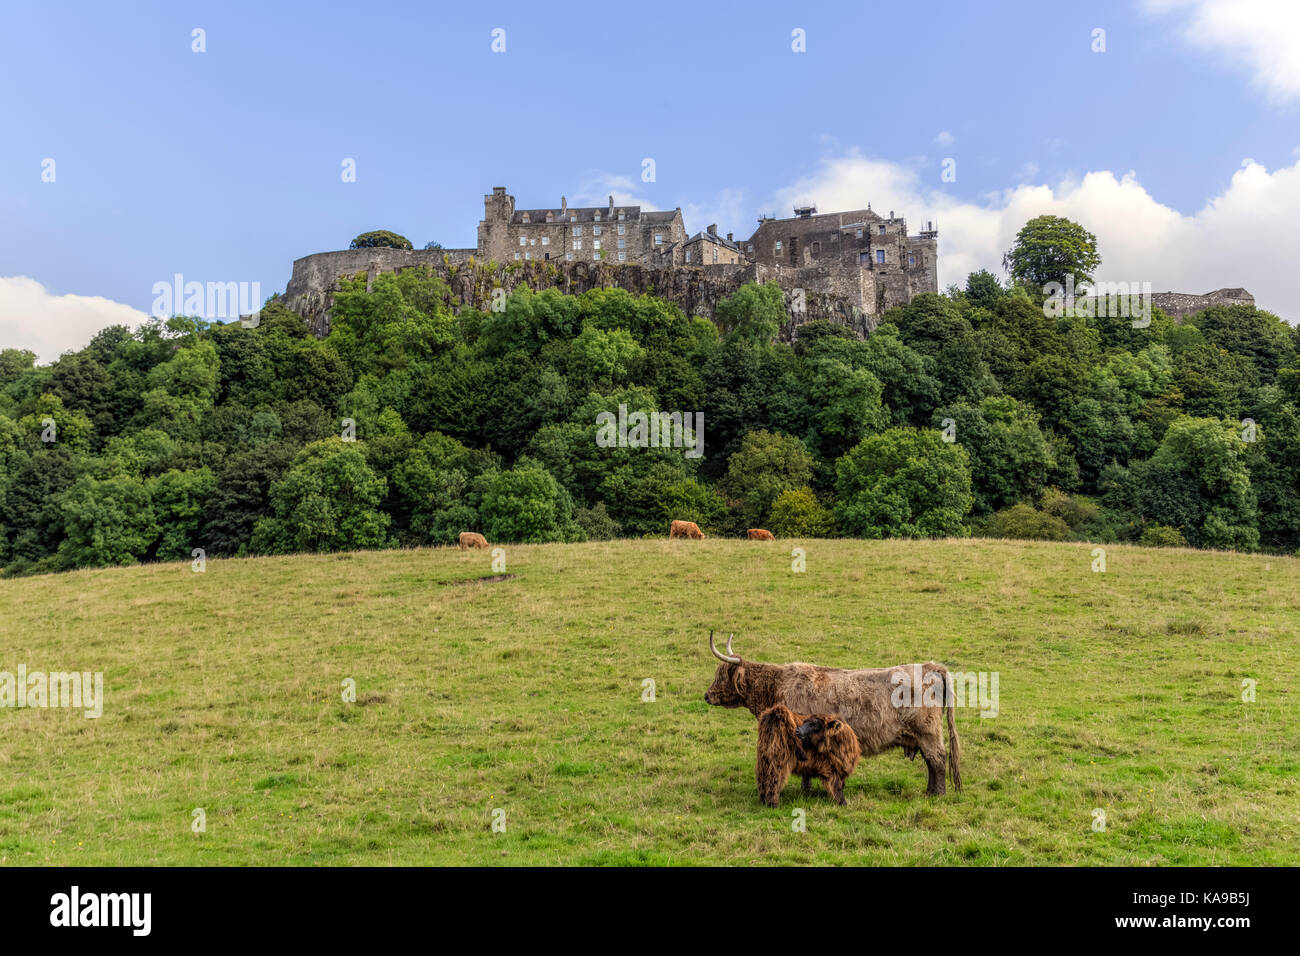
[713,248,718,263]
[519,236,527,246]
[574,226,582,237]
[594,225,602,236]
[856,229,863,239]
[908,254,915,266]
[594,212,601,222]
[654,233,663,245]
[774,240,782,252]
[617,239,625,249]
[542,236,550,245]
[618,252,626,262]
[570,214,577,222]
[812,241,820,255]
[573,240,582,250]
[514,252,521,260]
[685,249,693,263]
[566,252,574,261]
[876,249,885,264]
[618,212,625,221]
[546,214,553,223]
[593,240,601,251]
[525,252,531,260]
[522,214,530,223]
[859,252,869,265]
[747,243,753,252]
[879,225,886,235]
[529,238,535,245]
[617,224,625,235]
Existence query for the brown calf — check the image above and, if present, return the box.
[747,529,775,540]
[669,520,705,539]
[756,704,861,806]
[458,532,489,550]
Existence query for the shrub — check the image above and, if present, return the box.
[1139,524,1189,548]
[767,488,835,538]
[986,503,1070,541]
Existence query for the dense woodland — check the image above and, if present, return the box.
[2,219,1299,575]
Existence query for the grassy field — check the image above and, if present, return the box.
[0,537,1296,866]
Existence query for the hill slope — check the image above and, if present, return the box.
[1,538,1296,865]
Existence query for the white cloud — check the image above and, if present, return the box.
[1145,0,1300,105]
[0,277,149,365]
[934,131,955,147]
[765,150,1300,318]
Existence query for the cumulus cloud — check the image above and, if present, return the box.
[765,150,1299,318]
[1145,0,1300,105]
[0,277,149,365]
[934,131,955,147]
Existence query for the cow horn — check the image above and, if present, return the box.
[710,630,740,664]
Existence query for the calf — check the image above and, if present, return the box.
[458,532,489,550]
[756,704,861,806]
[669,520,705,539]
[747,529,775,540]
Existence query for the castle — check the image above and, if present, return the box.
[281,187,940,338]
[278,186,1252,337]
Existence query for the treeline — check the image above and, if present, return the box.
[1,265,1298,575]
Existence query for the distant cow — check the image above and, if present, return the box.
[747,529,775,540]
[757,704,861,806]
[458,532,489,550]
[669,520,705,539]
[705,632,961,796]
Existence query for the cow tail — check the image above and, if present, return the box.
[945,668,962,792]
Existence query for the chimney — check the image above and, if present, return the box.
[561,196,567,216]
[889,210,894,220]
[707,224,717,236]
[726,232,733,242]
[608,194,614,215]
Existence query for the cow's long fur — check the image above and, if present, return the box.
[756,705,860,806]
[707,656,962,796]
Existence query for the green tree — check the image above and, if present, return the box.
[767,487,835,537]
[834,427,973,538]
[1002,215,1101,289]
[56,475,158,568]
[721,430,815,526]
[350,230,413,250]
[477,457,580,543]
[251,439,391,554]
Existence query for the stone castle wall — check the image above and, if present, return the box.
[279,249,882,340]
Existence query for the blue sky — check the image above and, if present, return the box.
[3,0,1298,359]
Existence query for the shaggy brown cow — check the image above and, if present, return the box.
[756,704,861,806]
[705,632,961,796]
[669,520,705,539]
[747,529,775,540]
[458,532,489,550]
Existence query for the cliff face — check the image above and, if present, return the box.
[279,248,884,340]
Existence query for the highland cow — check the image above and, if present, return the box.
[669,520,705,539]
[458,532,489,550]
[705,632,961,796]
[747,529,775,540]
[756,704,861,806]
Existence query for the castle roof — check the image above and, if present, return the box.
[510,205,682,225]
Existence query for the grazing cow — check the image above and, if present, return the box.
[747,529,775,540]
[705,632,961,796]
[458,532,489,550]
[669,520,705,539]
[756,704,861,806]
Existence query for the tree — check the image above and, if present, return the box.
[477,457,580,543]
[965,269,1004,307]
[56,475,159,568]
[767,487,835,538]
[721,430,815,527]
[251,439,391,554]
[349,230,413,250]
[834,428,973,538]
[423,241,444,250]
[935,396,1055,513]
[1002,215,1101,289]
[714,282,785,346]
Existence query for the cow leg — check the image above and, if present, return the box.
[921,741,947,796]
[824,775,846,805]
[801,774,812,795]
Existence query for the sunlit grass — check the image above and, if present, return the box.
[0,537,1295,865]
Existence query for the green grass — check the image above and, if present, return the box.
[0,537,1296,865]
